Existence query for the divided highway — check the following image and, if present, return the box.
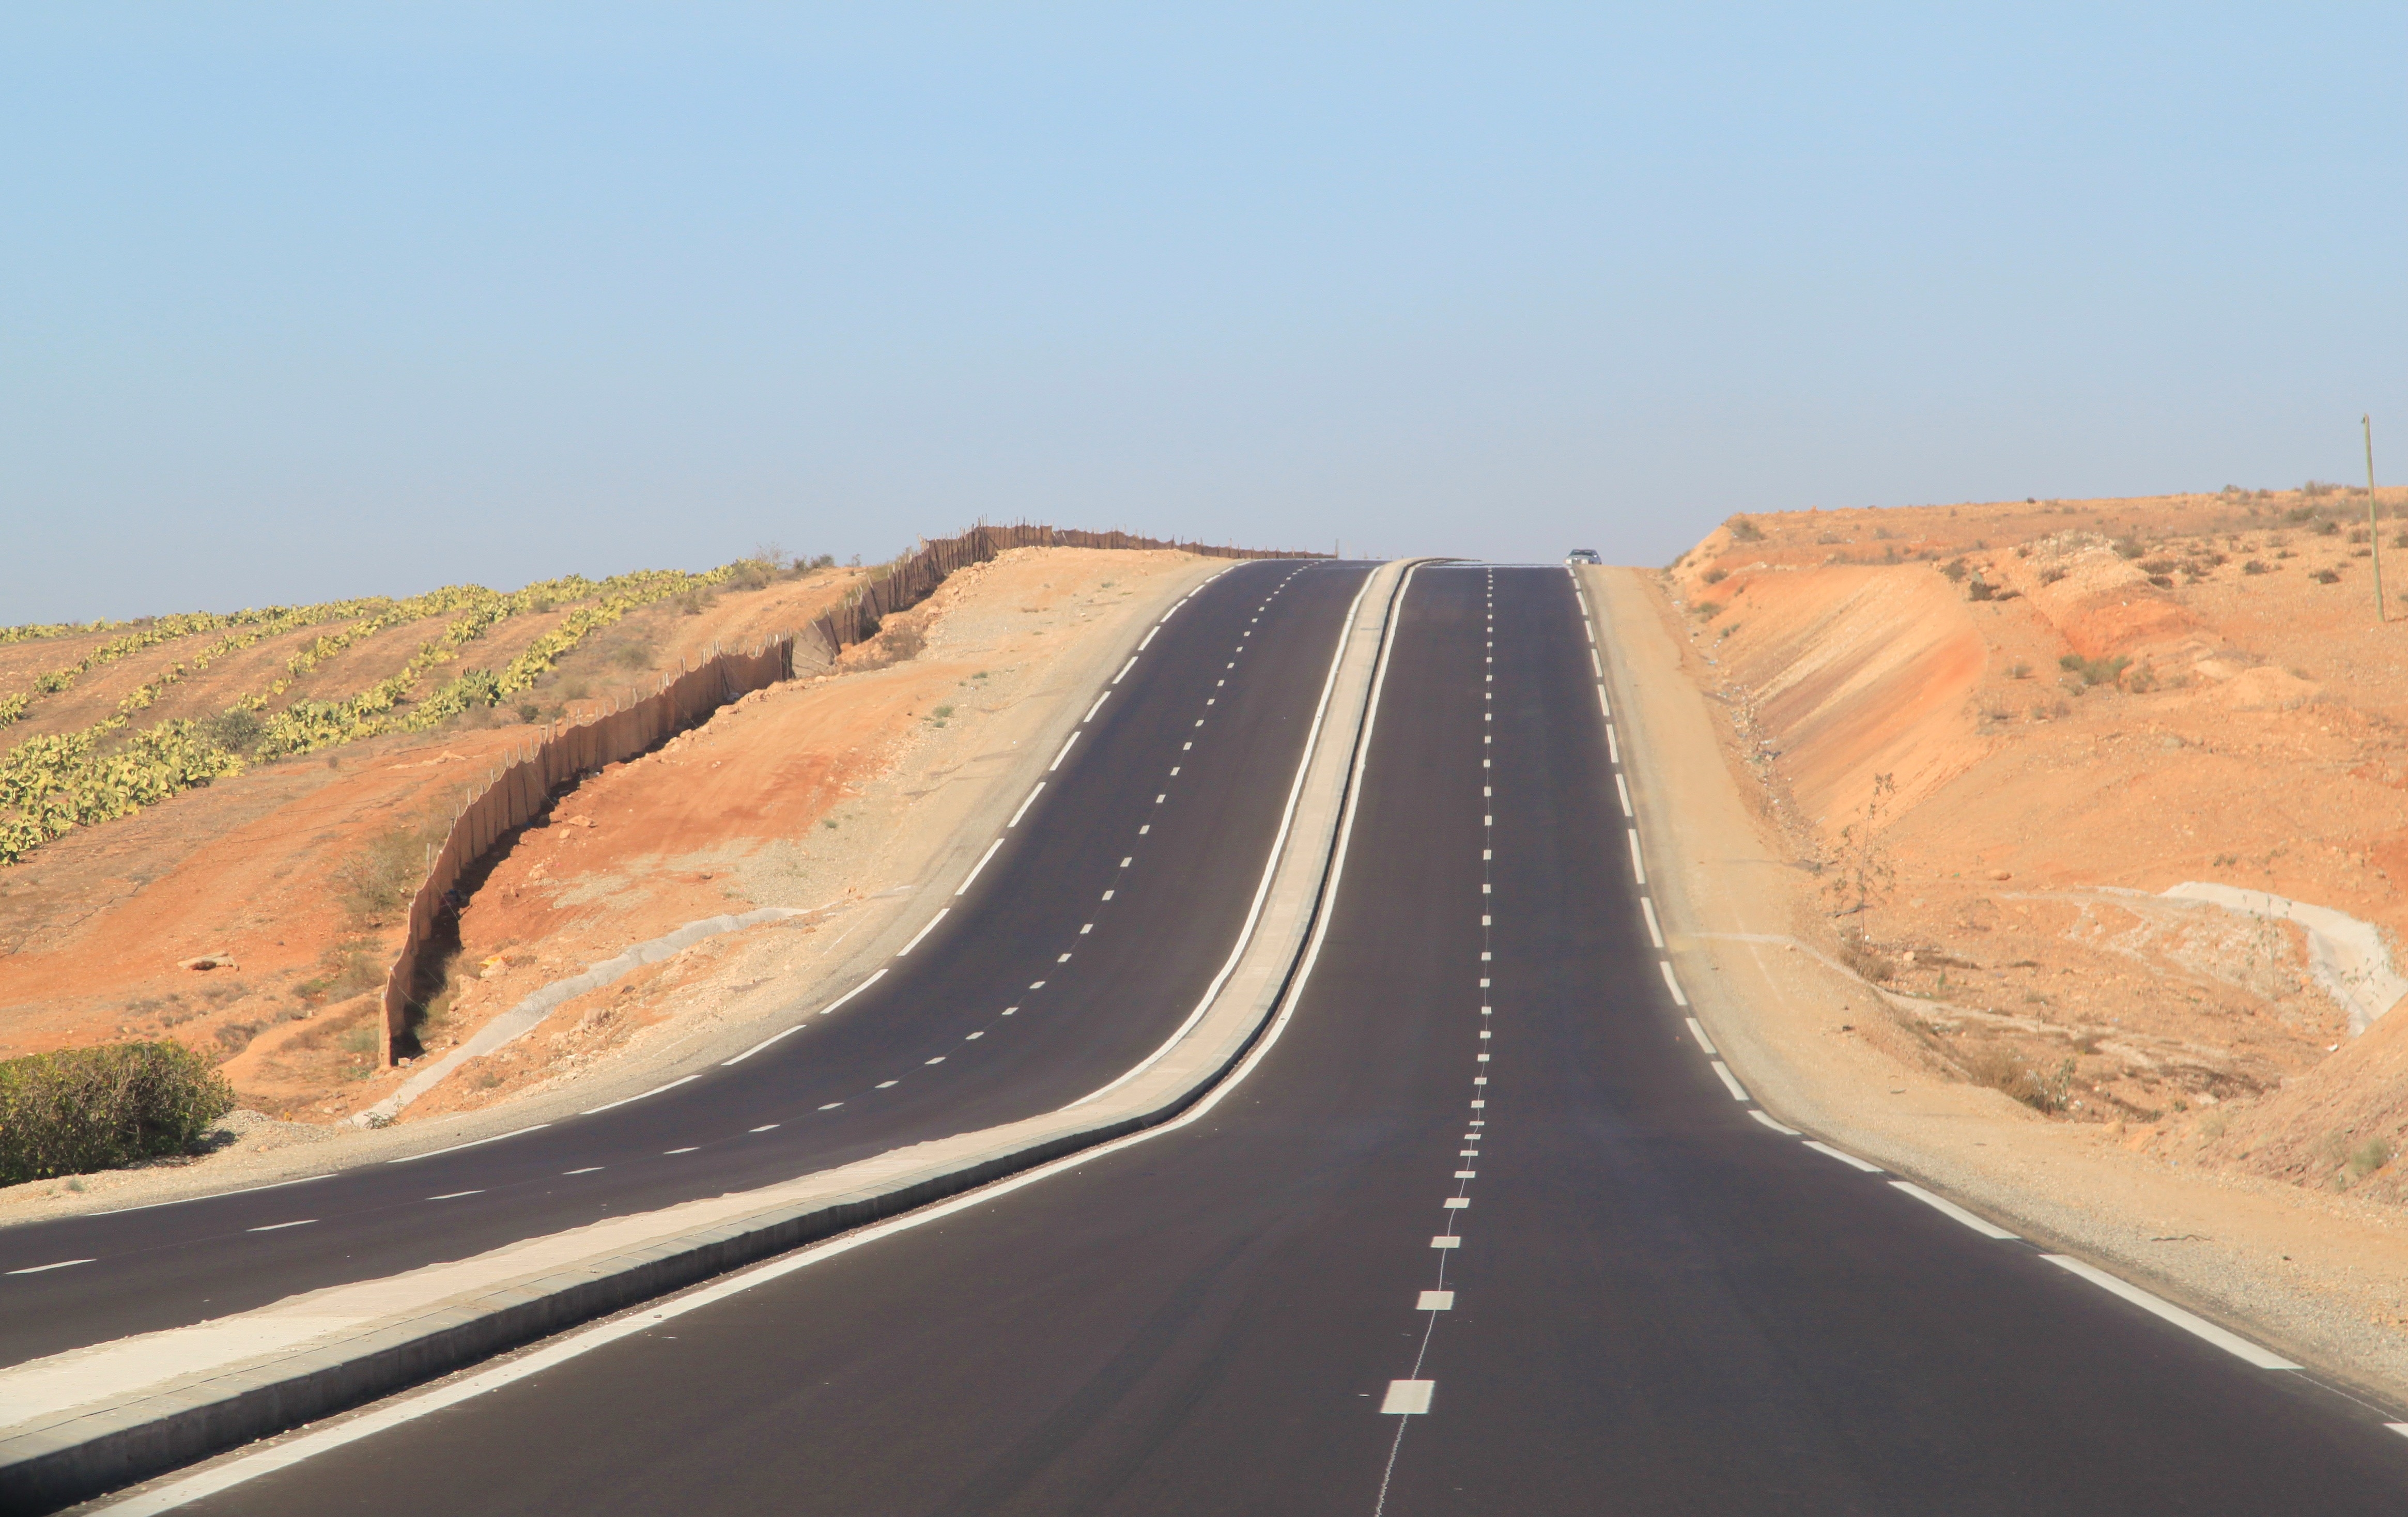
[79,565,2408,1514]
[0,558,1371,1371]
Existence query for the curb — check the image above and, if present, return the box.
[0,559,1418,1516]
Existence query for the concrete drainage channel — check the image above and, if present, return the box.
[0,559,1422,1516]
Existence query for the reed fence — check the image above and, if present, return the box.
[376,524,1320,1061]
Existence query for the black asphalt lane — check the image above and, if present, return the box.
[152,565,2408,1516]
[0,559,1374,1371]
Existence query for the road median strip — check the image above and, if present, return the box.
[0,559,1417,1516]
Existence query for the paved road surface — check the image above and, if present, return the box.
[102,565,2408,1514]
[0,559,1372,1371]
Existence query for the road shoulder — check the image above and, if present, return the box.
[1584,562,2408,1406]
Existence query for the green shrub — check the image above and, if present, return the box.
[0,1042,234,1183]
[2057,652,2131,686]
[203,708,265,756]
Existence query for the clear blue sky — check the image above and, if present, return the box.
[7,5,2402,621]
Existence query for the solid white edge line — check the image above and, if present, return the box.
[1802,1139,1883,1173]
[1659,960,1688,1007]
[1709,1061,1750,1102]
[2041,1255,2299,1369]
[1066,561,1398,1107]
[1748,1109,1802,1136]
[954,838,1005,897]
[1084,691,1110,723]
[1685,1015,1716,1054]
[1889,1181,2019,1240]
[387,1124,553,1163]
[1048,730,1082,771]
[1640,896,1664,948]
[1627,828,1646,885]
[1008,781,1046,828]
[1113,656,1138,684]
[98,572,1399,1516]
[895,908,949,957]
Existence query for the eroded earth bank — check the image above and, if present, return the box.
[0,546,1216,1217]
[1603,482,2408,1398]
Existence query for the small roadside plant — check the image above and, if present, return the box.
[2058,653,2131,687]
[1826,772,1897,917]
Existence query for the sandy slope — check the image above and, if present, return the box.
[0,569,863,1109]
[1602,481,2408,1396]
[0,547,1218,1219]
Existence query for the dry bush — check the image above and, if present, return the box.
[1959,1044,2076,1113]
[1836,936,1895,983]
[0,1042,235,1183]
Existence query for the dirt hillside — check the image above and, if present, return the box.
[1663,483,2408,1204]
[0,546,1207,1157]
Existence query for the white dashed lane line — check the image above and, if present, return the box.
[2043,1255,2299,1369]
[1381,1381,1435,1415]
[387,1123,552,1163]
[425,1191,484,1201]
[1709,1061,1751,1102]
[1891,1181,2019,1240]
[895,907,949,957]
[6,1259,95,1275]
[1008,781,1045,828]
[1658,961,1688,1006]
[1747,1110,1801,1136]
[1802,1139,1882,1173]
[248,1220,315,1233]
[582,1075,701,1117]
[955,838,1005,896]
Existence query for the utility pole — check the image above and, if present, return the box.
[2371,415,2385,623]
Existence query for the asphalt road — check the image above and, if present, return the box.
[0,558,1373,1371]
[98,565,2408,1515]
